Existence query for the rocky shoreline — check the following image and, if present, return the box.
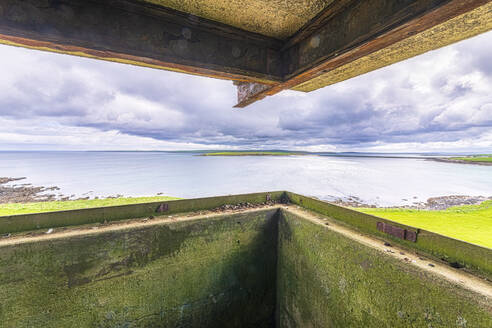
[0,177,125,204]
[0,177,62,203]
[331,195,492,210]
[1,176,490,210]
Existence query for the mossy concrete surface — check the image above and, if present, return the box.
[1,192,491,327]
[277,209,492,327]
[287,192,492,281]
[0,209,279,327]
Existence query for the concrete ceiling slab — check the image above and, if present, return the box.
[144,0,335,39]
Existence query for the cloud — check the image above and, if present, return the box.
[1,30,492,151]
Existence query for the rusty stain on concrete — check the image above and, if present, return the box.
[293,2,492,92]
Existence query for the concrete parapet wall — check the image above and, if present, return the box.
[0,192,491,327]
[0,191,286,235]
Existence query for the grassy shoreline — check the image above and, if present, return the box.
[201,151,305,156]
[430,155,492,165]
[449,156,492,163]
[357,200,492,248]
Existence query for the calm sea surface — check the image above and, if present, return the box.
[1,151,491,206]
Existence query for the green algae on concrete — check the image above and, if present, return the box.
[0,209,279,328]
[1,192,491,327]
[286,192,492,281]
[277,209,492,327]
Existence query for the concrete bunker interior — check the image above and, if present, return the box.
[1,192,491,327]
[1,1,492,327]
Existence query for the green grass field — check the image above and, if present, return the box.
[202,151,304,156]
[358,200,492,248]
[450,156,492,163]
[0,196,179,216]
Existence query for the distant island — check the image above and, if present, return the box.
[201,151,306,156]
[200,152,492,162]
[431,155,492,166]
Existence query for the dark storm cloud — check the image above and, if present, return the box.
[0,31,492,150]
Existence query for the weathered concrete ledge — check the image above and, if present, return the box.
[0,192,491,327]
[0,191,286,235]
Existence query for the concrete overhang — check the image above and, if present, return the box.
[0,0,491,107]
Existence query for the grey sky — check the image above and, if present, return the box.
[1,31,492,152]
